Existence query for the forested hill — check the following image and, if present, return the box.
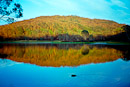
[0,15,129,41]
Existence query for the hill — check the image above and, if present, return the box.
[0,15,129,41]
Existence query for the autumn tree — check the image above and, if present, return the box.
[81,30,89,41]
[0,0,23,23]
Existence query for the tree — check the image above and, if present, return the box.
[123,25,130,41]
[57,34,70,42]
[0,0,23,23]
[81,30,89,41]
[89,34,93,41]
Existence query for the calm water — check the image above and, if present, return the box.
[0,44,130,87]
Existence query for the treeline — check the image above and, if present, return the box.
[0,31,130,42]
[0,15,129,41]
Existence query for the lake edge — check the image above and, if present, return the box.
[0,41,130,45]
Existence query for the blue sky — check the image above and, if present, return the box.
[0,0,130,25]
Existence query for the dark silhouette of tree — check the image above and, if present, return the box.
[0,36,4,41]
[123,25,130,41]
[81,30,89,41]
[89,34,94,41]
[0,0,23,23]
[0,53,7,59]
[57,34,70,41]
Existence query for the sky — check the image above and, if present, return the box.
[0,0,130,25]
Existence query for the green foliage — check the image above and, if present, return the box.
[48,30,53,35]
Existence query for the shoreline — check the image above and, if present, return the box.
[0,40,129,45]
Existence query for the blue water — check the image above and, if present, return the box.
[0,58,130,87]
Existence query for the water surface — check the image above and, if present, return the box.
[0,44,130,87]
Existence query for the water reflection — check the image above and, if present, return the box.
[0,44,130,87]
[0,58,130,87]
[0,44,129,67]
[81,45,89,55]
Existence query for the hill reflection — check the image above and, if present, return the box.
[0,44,129,67]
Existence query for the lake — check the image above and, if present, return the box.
[0,43,130,87]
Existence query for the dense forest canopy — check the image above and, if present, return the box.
[0,15,127,41]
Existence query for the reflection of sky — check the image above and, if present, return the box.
[0,59,22,67]
[0,59,130,87]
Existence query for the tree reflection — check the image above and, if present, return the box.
[0,54,7,59]
[122,58,130,61]
[0,44,128,67]
[81,45,89,55]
